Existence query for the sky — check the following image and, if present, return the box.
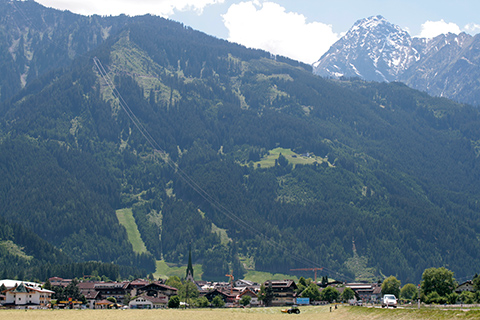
[34,0,480,64]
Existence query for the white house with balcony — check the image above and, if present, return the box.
[0,280,54,309]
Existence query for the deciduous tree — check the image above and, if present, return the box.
[421,267,456,297]
[381,276,401,298]
[301,283,321,301]
[341,287,355,302]
[179,280,199,301]
[212,295,225,308]
[168,295,180,308]
[320,286,340,303]
[240,295,251,306]
[165,276,182,289]
[400,283,417,300]
[258,283,274,306]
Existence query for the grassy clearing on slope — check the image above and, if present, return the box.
[154,260,203,280]
[253,147,326,169]
[211,223,231,245]
[115,208,147,254]
[3,305,480,320]
[243,270,299,284]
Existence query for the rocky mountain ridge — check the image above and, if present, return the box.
[313,15,480,106]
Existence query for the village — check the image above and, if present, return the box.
[1,267,476,310]
[0,242,477,310]
[0,276,380,309]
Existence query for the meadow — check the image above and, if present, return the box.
[2,305,480,320]
[252,147,326,169]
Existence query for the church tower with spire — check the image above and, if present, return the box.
[186,246,194,282]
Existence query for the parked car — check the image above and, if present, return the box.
[356,300,363,306]
[381,294,397,308]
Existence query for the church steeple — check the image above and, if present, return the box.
[186,245,194,282]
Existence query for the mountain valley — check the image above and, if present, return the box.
[1,1,480,284]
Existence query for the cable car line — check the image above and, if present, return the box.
[5,0,351,280]
[93,57,352,280]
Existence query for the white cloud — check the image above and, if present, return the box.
[417,19,461,38]
[36,0,224,17]
[222,1,339,64]
[464,23,480,35]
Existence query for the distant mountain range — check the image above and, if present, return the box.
[313,15,480,106]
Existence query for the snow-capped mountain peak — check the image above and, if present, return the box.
[313,15,417,82]
[349,15,389,33]
[313,16,480,106]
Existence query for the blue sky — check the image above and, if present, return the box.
[35,0,480,64]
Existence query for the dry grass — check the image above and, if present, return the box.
[2,305,480,320]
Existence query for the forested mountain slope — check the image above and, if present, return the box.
[1,1,480,283]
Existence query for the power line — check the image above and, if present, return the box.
[93,57,352,280]
[5,0,349,280]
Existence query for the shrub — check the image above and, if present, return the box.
[168,295,180,308]
[194,296,209,308]
[240,295,252,306]
[459,291,475,304]
[426,291,447,304]
[212,295,225,308]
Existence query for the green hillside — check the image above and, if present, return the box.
[0,1,480,284]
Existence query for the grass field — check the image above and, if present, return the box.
[115,208,148,254]
[3,306,480,320]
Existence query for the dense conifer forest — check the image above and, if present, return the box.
[1,0,480,283]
